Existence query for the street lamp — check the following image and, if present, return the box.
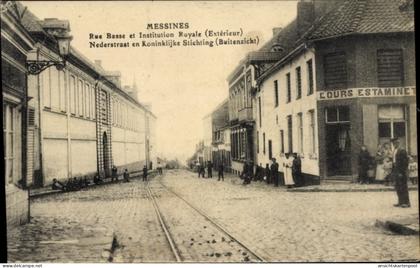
[26,19,73,75]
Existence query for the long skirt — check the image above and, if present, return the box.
[284,167,294,185]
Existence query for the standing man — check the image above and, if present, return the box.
[391,138,410,208]
[123,169,130,182]
[143,165,148,182]
[218,162,224,181]
[207,161,213,178]
[358,145,371,184]
[292,153,302,187]
[111,165,118,182]
[271,158,279,187]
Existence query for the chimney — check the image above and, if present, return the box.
[272,27,282,36]
[297,0,315,37]
[39,18,71,38]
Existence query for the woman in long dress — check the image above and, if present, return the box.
[283,153,294,188]
[375,144,386,182]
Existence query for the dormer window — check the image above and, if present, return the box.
[271,44,284,53]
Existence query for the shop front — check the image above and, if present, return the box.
[317,87,416,180]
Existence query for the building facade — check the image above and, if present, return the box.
[17,3,156,187]
[254,0,415,182]
[211,99,231,171]
[2,1,34,227]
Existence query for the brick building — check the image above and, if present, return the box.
[254,0,415,182]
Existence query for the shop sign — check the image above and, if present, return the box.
[318,87,416,101]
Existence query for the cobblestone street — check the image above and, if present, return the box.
[7,169,420,262]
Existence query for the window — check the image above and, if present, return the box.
[324,51,347,90]
[268,140,273,160]
[286,73,291,103]
[274,80,279,107]
[377,49,404,87]
[258,96,262,128]
[257,131,259,153]
[308,110,316,154]
[307,59,314,95]
[42,68,51,108]
[287,115,293,153]
[85,84,90,118]
[263,132,266,154]
[3,103,14,183]
[69,75,76,114]
[297,113,303,153]
[325,106,350,123]
[296,66,302,99]
[59,71,66,112]
[91,87,95,119]
[78,80,84,116]
[50,68,59,109]
[378,105,406,149]
[280,130,284,154]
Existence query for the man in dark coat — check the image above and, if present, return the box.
[391,138,410,208]
[207,161,213,178]
[142,165,148,182]
[358,145,371,184]
[218,162,224,181]
[271,158,279,187]
[265,164,270,184]
[123,169,130,182]
[292,153,303,187]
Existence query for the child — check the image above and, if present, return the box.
[408,156,418,185]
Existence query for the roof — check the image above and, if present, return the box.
[307,0,414,41]
[15,1,156,118]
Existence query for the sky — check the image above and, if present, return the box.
[23,0,298,163]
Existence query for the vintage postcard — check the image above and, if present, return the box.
[2,0,418,264]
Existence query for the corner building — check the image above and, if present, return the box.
[254,0,415,182]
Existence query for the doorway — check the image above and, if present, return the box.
[325,123,352,176]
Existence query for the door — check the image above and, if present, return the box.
[326,124,352,176]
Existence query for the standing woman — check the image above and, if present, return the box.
[375,144,386,182]
[283,153,294,188]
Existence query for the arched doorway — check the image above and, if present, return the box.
[103,131,110,177]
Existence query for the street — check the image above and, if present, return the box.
[7,169,420,262]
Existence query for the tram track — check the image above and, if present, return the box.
[145,178,267,262]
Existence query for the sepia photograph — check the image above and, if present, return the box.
[1,0,418,265]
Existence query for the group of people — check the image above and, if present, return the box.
[250,153,303,188]
[358,137,416,208]
[196,161,225,181]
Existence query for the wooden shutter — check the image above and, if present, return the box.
[324,52,347,90]
[377,49,404,87]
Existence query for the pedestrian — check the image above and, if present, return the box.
[51,178,66,191]
[382,143,394,185]
[142,165,148,181]
[358,145,371,184]
[207,161,213,178]
[408,155,418,185]
[200,164,206,178]
[93,173,103,185]
[218,162,224,181]
[111,165,118,182]
[283,153,294,188]
[375,144,386,183]
[264,164,270,184]
[390,138,410,208]
[292,153,302,187]
[196,162,201,177]
[271,158,279,187]
[123,169,130,182]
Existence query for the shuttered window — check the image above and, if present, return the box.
[324,52,347,90]
[377,49,404,87]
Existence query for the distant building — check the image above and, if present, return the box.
[211,99,231,172]
[202,113,213,164]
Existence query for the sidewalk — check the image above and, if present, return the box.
[196,171,419,193]
[30,170,158,199]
